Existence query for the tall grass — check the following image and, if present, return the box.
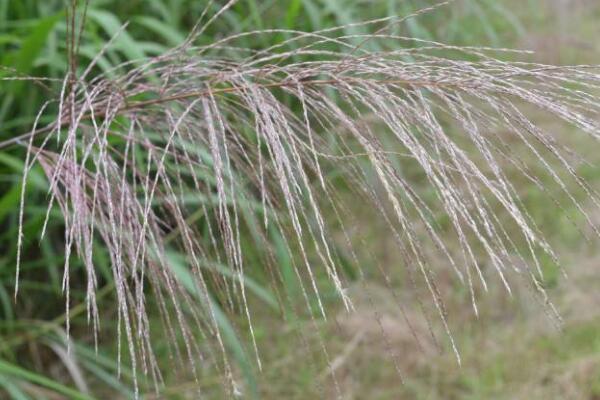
[3,0,600,398]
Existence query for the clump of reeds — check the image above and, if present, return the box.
[9,0,600,396]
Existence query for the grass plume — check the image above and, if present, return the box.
[10,3,600,396]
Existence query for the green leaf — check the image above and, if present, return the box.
[0,152,47,188]
[270,226,301,315]
[0,374,30,400]
[0,359,94,400]
[1,12,62,96]
[166,253,259,399]
[0,184,20,222]
[285,0,303,29]
[79,361,134,398]
[209,262,278,309]
[133,16,186,46]
[87,10,146,62]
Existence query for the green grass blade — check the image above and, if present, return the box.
[0,12,62,95]
[0,359,94,400]
[87,9,146,62]
[0,374,31,400]
[133,16,186,46]
[167,254,259,398]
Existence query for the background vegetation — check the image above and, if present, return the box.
[1,0,599,398]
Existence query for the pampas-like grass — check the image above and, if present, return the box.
[10,2,600,397]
